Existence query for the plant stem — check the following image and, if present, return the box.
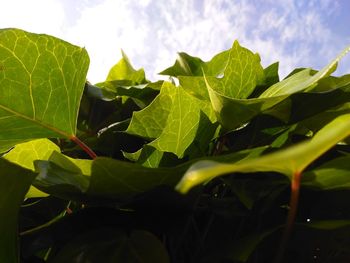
[274,171,302,263]
[70,135,97,159]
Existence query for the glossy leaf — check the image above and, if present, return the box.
[0,28,89,151]
[176,114,350,193]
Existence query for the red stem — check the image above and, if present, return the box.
[70,135,97,159]
[274,171,302,263]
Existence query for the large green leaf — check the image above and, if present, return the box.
[176,113,350,193]
[0,158,36,263]
[33,146,267,200]
[33,151,183,200]
[0,28,89,151]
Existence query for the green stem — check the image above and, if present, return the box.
[70,135,97,159]
[274,171,302,263]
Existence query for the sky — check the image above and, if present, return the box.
[1,0,349,83]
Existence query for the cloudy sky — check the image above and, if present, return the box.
[1,0,349,83]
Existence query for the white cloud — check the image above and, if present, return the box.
[1,0,348,83]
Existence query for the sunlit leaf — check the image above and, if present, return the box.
[0,28,89,151]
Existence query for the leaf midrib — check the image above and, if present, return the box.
[0,103,71,138]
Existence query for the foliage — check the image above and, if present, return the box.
[1,28,350,262]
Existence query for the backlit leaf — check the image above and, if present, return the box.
[0,28,89,151]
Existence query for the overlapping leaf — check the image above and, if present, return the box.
[0,28,89,151]
[176,113,350,193]
[3,139,60,198]
[205,44,350,130]
[126,81,217,158]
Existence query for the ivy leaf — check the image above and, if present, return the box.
[126,82,176,139]
[302,156,350,190]
[2,138,60,198]
[260,44,350,98]
[205,40,264,99]
[106,50,146,84]
[34,152,184,200]
[176,114,350,193]
[0,28,89,151]
[0,159,36,263]
[147,87,214,158]
[159,52,206,77]
[127,82,217,158]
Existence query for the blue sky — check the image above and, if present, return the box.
[1,0,349,83]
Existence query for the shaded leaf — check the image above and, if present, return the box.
[50,228,169,263]
[302,156,350,190]
[0,159,36,263]
[176,114,350,193]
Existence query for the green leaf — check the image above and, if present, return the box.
[226,226,282,262]
[2,138,60,198]
[34,151,183,200]
[126,82,175,139]
[147,87,214,158]
[50,228,170,263]
[205,49,230,76]
[205,86,289,130]
[92,82,158,105]
[3,139,59,170]
[260,44,350,98]
[127,82,217,158]
[0,158,36,263]
[159,52,205,77]
[205,40,264,99]
[263,62,280,86]
[0,28,89,151]
[302,156,350,190]
[298,220,350,230]
[33,145,266,200]
[106,50,146,84]
[176,114,350,193]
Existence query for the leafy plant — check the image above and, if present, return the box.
[1,28,350,262]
